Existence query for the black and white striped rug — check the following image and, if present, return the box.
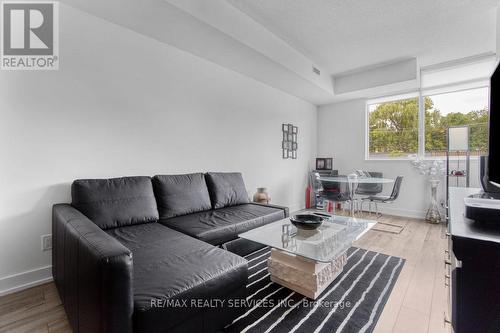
[225,247,404,333]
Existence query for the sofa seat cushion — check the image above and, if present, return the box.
[106,223,247,332]
[152,173,212,219]
[205,172,249,209]
[159,203,285,245]
[71,176,158,230]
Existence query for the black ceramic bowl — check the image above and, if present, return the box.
[290,214,324,230]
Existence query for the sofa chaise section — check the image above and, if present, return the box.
[53,176,249,333]
[106,223,247,333]
[52,203,134,333]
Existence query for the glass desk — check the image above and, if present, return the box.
[319,176,394,184]
[239,211,376,299]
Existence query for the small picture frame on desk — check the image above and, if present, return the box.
[316,158,333,170]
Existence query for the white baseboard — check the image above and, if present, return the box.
[0,266,53,297]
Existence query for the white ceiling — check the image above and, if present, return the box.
[227,0,499,75]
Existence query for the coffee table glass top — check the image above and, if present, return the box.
[239,212,376,263]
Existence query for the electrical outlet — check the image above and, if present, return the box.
[41,234,52,251]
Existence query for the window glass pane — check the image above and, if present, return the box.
[424,87,489,157]
[368,97,419,159]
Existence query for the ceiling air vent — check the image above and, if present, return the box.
[312,66,321,75]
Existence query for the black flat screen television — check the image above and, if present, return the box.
[487,61,500,190]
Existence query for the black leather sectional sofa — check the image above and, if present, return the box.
[52,172,288,333]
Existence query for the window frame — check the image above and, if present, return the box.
[365,83,489,161]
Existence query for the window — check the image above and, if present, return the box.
[366,87,489,159]
[424,87,489,157]
[367,96,419,159]
[366,56,495,160]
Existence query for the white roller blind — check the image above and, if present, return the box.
[421,56,497,93]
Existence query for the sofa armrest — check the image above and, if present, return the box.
[250,202,289,217]
[52,204,133,333]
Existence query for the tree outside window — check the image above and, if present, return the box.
[368,97,419,158]
[424,87,488,157]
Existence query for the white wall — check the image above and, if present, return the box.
[318,99,470,218]
[0,5,317,294]
[333,58,417,95]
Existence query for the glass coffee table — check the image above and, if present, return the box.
[239,211,376,299]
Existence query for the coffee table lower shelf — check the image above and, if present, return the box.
[267,248,347,300]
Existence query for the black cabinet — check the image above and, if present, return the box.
[449,188,500,333]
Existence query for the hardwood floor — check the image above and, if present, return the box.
[354,213,449,333]
[0,214,448,333]
[0,282,69,333]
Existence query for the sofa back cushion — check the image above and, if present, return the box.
[205,172,249,209]
[152,173,212,219]
[71,176,159,230]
